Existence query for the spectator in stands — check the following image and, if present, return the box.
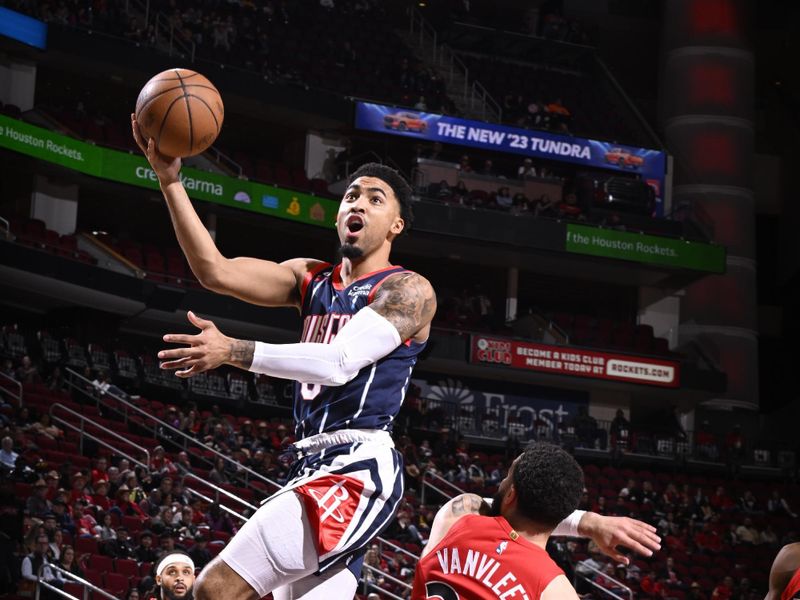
[57,545,83,578]
[68,472,91,506]
[736,517,760,545]
[26,479,51,517]
[459,155,473,173]
[518,158,538,179]
[21,534,61,598]
[495,186,513,210]
[92,479,112,511]
[172,506,198,539]
[150,446,177,477]
[181,409,202,437]
[739,490,760,514]
[114,484,147,519]
[16,355,41,384]
[208,456,230,485]
[768,489,797,518]
[27,413,62,440]
[188,532,212,571]
[534,193,558,218]
[709,486,735,512]
[51,500,74,535]
[205,503,237,536]
[573,406,601,449]
[104,526,137,559]
[0,436,17,469]
[619,479,640,504]
[710,576,734,599]
[135,530,159,563]
[762,524,779,547]
[174,451,193,475]
[385,510,424,547]
[94,510,117,542]
[46,366,65,391]
[467,455,485,487]
[72,500,97,537]
[480,159,496,177]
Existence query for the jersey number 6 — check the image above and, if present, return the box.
[425,581,459,600]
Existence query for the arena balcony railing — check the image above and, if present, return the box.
[37,562,118,600]
[573,559,634,600]
[62,366,283,495]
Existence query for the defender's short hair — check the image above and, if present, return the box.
[347,162,414,234]
[513,442,584,528]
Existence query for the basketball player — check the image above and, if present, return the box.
[131,118,658,599]
[152,552,196,600]
[412,443,661,600]
[766,543,800,599]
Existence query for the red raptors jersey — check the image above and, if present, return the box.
[412,514,564,600]
[783,568,800,600]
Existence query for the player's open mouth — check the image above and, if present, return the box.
[345,214,365,234]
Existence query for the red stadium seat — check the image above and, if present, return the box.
[75,537,99,555]
[115,559,139,578]
[88,554,113,572]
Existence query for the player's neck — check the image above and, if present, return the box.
[339,252,392,285]
[505,514,551,549]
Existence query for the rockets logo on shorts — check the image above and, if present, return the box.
[296,475,366,555]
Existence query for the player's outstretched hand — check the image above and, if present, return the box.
[158,311,234,378]
[130,113,182,185]
[580,513,661,565]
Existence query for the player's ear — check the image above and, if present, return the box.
[155,575,162,586]
[390,216,405,236]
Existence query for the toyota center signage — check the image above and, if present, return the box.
[470,335,680,388]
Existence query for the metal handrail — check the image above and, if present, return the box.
[574,559,633,600]
[63,367,282,495]
[37,563,118,600]
[49,402,151,469]
[0,216,10,241]
[0,371,23,407]
[375,537,419,565]
[362,564,412,599]
[184,487,250,523]
[420,469,464,505]
[206,146,244,178]
[183,472,259,512]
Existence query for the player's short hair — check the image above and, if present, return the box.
[347,162,414,234]
[513,442,584,529]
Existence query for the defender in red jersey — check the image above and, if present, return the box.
[766,543,800,599]
[413,443,662,600]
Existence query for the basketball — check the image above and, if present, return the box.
[134,68,224,158]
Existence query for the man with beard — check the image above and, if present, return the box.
[134,116,435,600]
[412,443,662,600]
[152,553,195,600]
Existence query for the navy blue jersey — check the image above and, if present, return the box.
[293,262,426,439]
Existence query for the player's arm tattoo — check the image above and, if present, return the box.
[228,339,255,370]
[449,494,485,517]
[370,272,437,341]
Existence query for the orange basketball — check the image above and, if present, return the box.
[135,68,224,158]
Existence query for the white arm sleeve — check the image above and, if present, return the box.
[249,306,401,386]
[551,510,587,538]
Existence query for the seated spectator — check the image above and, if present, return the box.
[134,530,159,563]
[16,355,41,384]
[534,193,558,218]
[58,545,84,578]
[72,500,97,537]
[480,159,496,176]
[21,534,61,598]
[205,503,237,535]
[517,158,538,179]
[188,532,212,571]
[208,456,230,485]
[558,192,583,220]
[695,421,718,460]
[103,526,137,559]
[94,510,117,541]
[150,446,178,477]
[710,576,734,600]
[495,186,513,210]
[459,155,473,173]
[739,490,760,514]
[0,435,18,469]
[174,451,193,475]
[51,500,75,535]
[92,479,111,511]
[26,413,63,440]
[709,486,735,512]
[735,517,760,545]
[689,581,708,600]
[114,484,148,519]
[385,510,424,546]
[26,479,52,517]
[767,489,798,517]
[761,524,779,547]
[452,180,469,205]
[467,455,485,487]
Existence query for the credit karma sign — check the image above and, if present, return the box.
[0,114,337,229]
[470,335,680,388]
[566,224,726,274]
[355,101,667,214]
